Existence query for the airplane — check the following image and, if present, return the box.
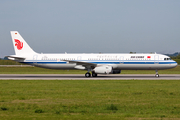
[6,31,177,77]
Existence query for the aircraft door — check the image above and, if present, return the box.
[77,56,82,60]
[154,55,159,64]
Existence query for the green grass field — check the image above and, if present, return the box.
[174,59,180,65]
[0,60,179,119]
[0,80,180,120]
[0,65,180,74]
[0,60,23,65]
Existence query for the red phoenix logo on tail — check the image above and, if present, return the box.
[14,39,23,50]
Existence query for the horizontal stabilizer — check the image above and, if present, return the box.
[5,55,25,60]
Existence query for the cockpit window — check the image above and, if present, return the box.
[164,58,171,60]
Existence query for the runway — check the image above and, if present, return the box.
[0,74,180,80]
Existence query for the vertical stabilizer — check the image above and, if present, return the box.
[10,31,37,55]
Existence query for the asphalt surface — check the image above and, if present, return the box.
[0,74,180,80]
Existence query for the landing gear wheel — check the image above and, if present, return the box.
[92,73,97,77]
[155,70,159,78]
[85,72,91,77]
[155,74,159,77]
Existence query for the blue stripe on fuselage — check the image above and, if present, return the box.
[22,60,177,65]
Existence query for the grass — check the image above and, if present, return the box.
[174,59,180,65]
[0,67,85,74]
[0,65,180,74]
[0,80,180,119]
[0,60,23,65]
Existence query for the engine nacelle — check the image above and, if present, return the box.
[112,70,121,74]
[93,66,113,74]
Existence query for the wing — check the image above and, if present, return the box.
[63,60,97,70]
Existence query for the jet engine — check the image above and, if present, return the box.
[93,66,113,74]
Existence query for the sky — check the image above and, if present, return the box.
[0,0,180,58]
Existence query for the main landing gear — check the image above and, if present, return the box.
[155,70,159,77]
[85,72,97,77]
[85,70,160,78]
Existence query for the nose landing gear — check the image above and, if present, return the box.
[155,70,159,77]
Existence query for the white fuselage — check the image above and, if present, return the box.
[21,53,177,70]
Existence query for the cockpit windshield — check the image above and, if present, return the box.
[164,58,171,60]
